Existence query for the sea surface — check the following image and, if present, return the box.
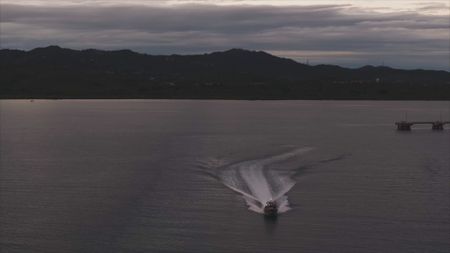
[1,100,449,253]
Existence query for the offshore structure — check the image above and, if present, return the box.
[395,121,450,131]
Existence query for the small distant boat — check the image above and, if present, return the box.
[263,201,278,217]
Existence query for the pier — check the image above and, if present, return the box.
[395,121,450,131]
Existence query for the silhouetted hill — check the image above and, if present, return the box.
[1,46,449,99]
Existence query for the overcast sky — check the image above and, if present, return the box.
[1,0,449,70]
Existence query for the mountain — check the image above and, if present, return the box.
[1,46,449,99]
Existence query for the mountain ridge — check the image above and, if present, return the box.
[1,46,449,99]
[4,45,448,73]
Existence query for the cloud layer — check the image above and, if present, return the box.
[1,3,448,69]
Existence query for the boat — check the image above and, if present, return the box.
[263,201,278,217]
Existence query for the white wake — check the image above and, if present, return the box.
[199,147,314,214]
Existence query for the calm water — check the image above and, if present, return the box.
[1,100,449,253]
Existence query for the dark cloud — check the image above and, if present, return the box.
[417,2,449,12]
[1,3,448,69]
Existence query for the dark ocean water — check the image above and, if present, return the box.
[1,100,449,253]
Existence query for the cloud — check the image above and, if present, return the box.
[1,3,448,69]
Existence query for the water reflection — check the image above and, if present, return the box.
[263,215,278,234]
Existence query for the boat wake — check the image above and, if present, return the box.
[198,147,315,214]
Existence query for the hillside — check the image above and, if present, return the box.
[1,46,449,99]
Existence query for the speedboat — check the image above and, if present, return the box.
[263,201,278,217]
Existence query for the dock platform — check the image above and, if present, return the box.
[395,121,450,131]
